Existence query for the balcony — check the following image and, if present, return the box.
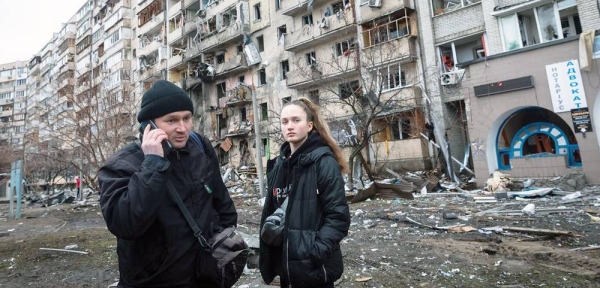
[213,55,247,79]
[169,3,182,18]
[169,54,184,69]
[432,2,484,43]
[108,59,132,71]
[201,23,249,53]
[361,32,417,67]
[184,18,198,35]
[359,0,412,23]
[140,61,166,82]
[286,54,358,89]
[284,12,356,53]
[281,0,326,16]
[137,13,164,37]
[184,0,198,9]
[168,26,184,44]
[58,78,76,90]
[0,109,12,117]
[138,38,163,57]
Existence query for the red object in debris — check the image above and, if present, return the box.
[344,50,352,56]
[75,177,81,189]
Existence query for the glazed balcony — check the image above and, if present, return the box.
[284,12,356,53]
[168,54,184,69]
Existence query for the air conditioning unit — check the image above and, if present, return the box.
[368,0,382,8]
[441,71,459,86]
[319,17,330,28]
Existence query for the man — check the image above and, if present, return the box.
[98,80,237,287]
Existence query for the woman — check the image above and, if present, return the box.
[259,97,351,287]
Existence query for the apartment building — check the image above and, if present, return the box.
[0,61,28,149]
[417,0,600,184]
[20,0,136,185]
[148,0,432,173]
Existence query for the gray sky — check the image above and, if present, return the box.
[0,0,86,64]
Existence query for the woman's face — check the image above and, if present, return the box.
[280,104,313,145]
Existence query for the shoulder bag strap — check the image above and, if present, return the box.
[167,180,211,252]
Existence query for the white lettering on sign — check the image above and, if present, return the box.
[546,60,588,113]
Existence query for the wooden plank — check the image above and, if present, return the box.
[501,226,582,237]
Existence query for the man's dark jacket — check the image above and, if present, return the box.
[98,133,237,288]
[259,134,350,287]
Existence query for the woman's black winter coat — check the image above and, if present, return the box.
[259,141,351,287]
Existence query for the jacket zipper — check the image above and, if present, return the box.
[286,239,291,286]
[322,265,327,283]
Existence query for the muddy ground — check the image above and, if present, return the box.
[0,187,599,288]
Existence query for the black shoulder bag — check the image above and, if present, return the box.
[167,181,248,288]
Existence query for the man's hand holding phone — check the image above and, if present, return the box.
[141,124,170,157]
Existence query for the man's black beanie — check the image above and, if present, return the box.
[137,80,194,123]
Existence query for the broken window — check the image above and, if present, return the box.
[237,44,244,54]
[138,0,165,27]
[217,82,226,99]
[361,9,410,48]
[437,34,485,71]
[240,107,247,121]
[305,51,317,66]
[258,68,267,86]
[254,3,262,21]
[331,1,345,13]
[256,35,264,52]
[281,60,289,80]
[431,0,482,16]
[339,80,360,99]
[282,96,291,104]
[302,14,314,26]
[260,102,268,120]
[216,53,225,64]
[278,25,287,39]
[218,114,227,138]
[308,90,319,104]
[275,0,282,11]
[374,63,407,91]
[334,38,355,57]
[499,0,580,51]
[238,75,245,84]
[373,112,416,142]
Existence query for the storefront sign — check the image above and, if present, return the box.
[546,60,588,113]
[571,108,593,133]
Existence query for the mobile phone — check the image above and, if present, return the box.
[139,120,173,156]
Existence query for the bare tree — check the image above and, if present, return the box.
[285,12,437,187]
[25,65,139,191]
[0,143,15,173]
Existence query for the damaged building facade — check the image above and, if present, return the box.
[146,0,433,173]
[417,0,600,185]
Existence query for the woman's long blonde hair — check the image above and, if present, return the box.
[283,97,349,173]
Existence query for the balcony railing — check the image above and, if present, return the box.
[138,38,163,57]
[201,23,248,53]
[281,0,326,16]
[362,17,413,48]
[286,54,358,89]
[168,26,184,44]
[284,12,356,53]
[213,54,247,79]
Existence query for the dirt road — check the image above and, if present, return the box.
[0,190,599,288]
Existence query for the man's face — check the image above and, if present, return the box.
[154,111,193,149]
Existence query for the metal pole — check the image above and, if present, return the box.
[251,89,265,197]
